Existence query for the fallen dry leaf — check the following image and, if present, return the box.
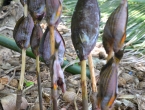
[1,94,28,110]
[0,83,4,90]
[43,92,51,103]
[0,76,9,84]
[31,103,46,110]
[118,77,126,87]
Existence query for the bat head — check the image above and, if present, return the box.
[114,46,125,60]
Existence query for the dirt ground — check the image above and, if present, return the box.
[0,2,145,110]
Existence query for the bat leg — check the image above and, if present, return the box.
[107,95,116,108]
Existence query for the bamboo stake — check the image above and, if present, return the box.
[16,49,26,110]
[88,53,97,92]
[36,55,43,110]
[18,49,26,90]
[49,25,57,110]
[24,3,28,17]
[81,60,88,110]
[50,26,55,55]
[88,53,97,110]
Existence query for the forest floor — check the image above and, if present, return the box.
[0,2,145,110]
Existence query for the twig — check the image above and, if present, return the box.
[74,96,78,110]
[0,66,20,77]
[118,95,135,99]
[74,84,80,110]
[65,102,73,109]
[28,103,49,106]
[4,84,17,90]
[5,66,20,74]
[0,12,8,19]
[23,84,34,93]
[68,74,81,80]
[136,94,143,110]
[0,26,14,32]
[7,69,16,84]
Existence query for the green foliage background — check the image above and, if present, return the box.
[62,0,145,54]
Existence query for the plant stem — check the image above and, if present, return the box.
[88,53,97,110]
[81,60,88,110]
[16,49,26,110]
[36,55,43,110]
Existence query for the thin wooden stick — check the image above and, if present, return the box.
[81,60,88,110]
[16,49,26,110]
[88,53,97,92]
[88,53,97,110]
[50,26,55,55]
[36,55,43,110]
[18,49,26,90]
[50,25,57,110]
[24,3,28,17]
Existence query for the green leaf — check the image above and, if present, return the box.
[24,79,34,87]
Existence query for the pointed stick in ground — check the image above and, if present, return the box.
[88,53,97,110]
[36,55,43,110]
[16,49,26,110]
[50,26,55,55]
[49,26,58,110]
[80,60,88,110]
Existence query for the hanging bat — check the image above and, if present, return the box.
[27,0,45,22]
[103,0,128,61]
[52,41,66,93]
[97,49,124,110]
[45,0,63,26]
[39,26,65,66]
[13,14,34,49]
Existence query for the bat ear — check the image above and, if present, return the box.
[55,40,61,50]
[60,0,63,4]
